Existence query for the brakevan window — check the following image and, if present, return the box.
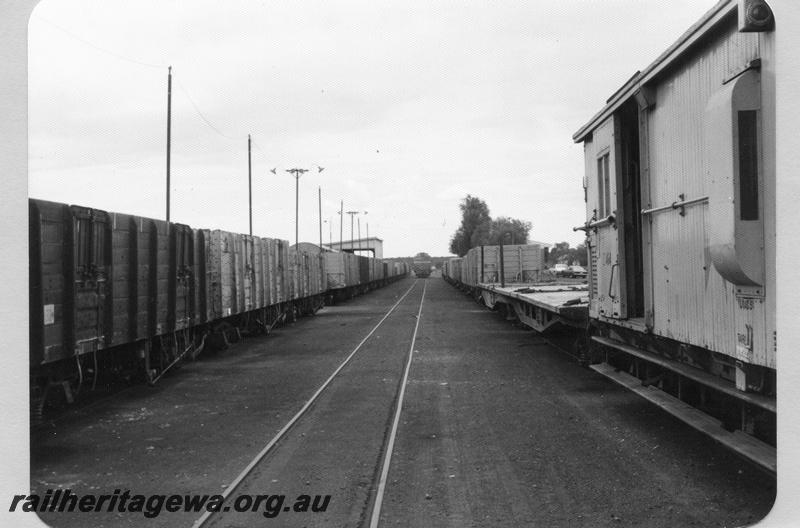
[738,109,759,221]
[597,152,610,217]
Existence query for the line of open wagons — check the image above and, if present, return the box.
[28,198,408,412]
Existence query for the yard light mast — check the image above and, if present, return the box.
[346,211,359,253]
[286,168,308,247]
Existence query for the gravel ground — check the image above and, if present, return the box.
[379,279,775,528]
[31,279,418,528]
[29,277,775,528]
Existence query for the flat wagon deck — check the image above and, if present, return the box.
[474,282,589,333]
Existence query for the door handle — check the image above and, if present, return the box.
[608,263,618,299]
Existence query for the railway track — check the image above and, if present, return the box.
[29,277,775,528]
[193,279,428,528]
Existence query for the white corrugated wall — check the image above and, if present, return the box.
[645,23,770,366]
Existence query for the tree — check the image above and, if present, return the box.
[572,243,588,266]
[486,217,531,246]
[449,195,491,256]
[548,242,571,264]
[449,195,535,256]
[546,242,588,266]
[469,219,492,248]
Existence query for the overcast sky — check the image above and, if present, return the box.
[28,0,714,257]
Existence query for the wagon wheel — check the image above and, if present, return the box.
[208,321,233,351]
[287,304,298,323]
[30,381,50,425]
[576,325,600,367]
[574,333,591,366]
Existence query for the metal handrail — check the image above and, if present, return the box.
[573,214,615,232]
[608,262,618,299]
[641,195,708,216]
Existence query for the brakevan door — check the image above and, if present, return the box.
[586,118,623,319]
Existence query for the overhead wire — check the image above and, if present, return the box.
[30,12,340,183]
[34,13,254,146]
[173,77,249,142]
[32,13,326,242]
[33,14,168,70]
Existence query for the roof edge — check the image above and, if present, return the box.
[572,0,737,143]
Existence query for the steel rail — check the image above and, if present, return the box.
[368,280,427,528]
[191,279,420,528]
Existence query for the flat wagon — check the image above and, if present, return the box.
[443,244,588,335]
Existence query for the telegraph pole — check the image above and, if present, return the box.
[339,201,344,250]
[248,135,252,235]
[357,217,362,253]
[318,186,322,249]
[166,66,172,223]
[286,168,308,247]
[363,212,368,249]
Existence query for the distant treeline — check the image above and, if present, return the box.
[448,195,531,257]
[546,242,587,266]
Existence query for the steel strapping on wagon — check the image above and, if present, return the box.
[28,198,408,413]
